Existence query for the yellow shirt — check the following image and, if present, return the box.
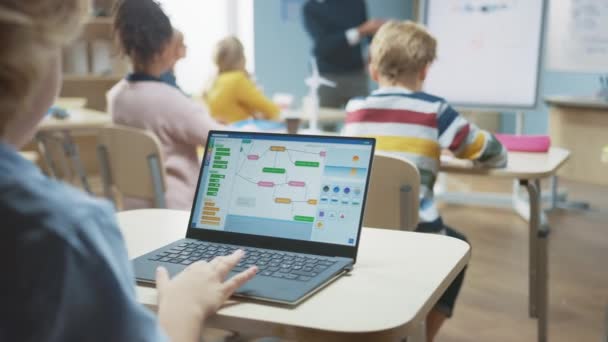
[204,71,280,124]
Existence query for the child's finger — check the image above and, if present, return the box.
[156,266,170,291]
[222,266,258,297]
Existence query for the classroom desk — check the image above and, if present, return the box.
[117,209,471,342]
[54,97,87,109]
[281,107,346,129]
[38,108,110,132]
[440,147,570,178]
[440,147,570,342]
[36,108,111,192]
[309,107,347,125]
[545,95,608,186]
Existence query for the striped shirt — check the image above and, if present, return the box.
[343,87,507,229]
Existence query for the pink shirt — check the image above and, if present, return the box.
[107,80,224,210]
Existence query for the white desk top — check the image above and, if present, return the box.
[54,97,88,109]
[38,108,110,132]
[545,95,608,110]
[440,147,570,179]
[284,107,346,124]
[118,209,470,340]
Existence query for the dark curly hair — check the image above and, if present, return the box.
[113,0,173,68]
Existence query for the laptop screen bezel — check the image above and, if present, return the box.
[185,130,376,262]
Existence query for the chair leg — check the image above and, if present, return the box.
[36,133,58,178]
[96,144,115,205]
[147,154,166,208]
[62,130,91,193]
[400,184,415,231]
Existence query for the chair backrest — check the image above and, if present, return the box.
[36,131,77,183]
[363,151,420,231]
[96,125,167,208]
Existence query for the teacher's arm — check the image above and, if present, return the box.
[302,5,352,59]
[303,7,384,60]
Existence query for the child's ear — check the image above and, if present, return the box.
[368,63,380,82]
[159,41,177,67]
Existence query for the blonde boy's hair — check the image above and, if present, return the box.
[0,0,88,133]
[370,20,437,81]
[213,36,245,73]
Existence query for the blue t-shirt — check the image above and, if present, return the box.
[0,143,167,341]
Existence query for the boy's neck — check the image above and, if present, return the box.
[378,76,423,92]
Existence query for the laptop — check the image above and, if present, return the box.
[133,131,376,305]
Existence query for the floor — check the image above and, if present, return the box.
[438,178,608,342]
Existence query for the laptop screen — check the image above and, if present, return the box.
[190,131,374,247]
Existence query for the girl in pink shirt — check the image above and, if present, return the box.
[107,1,224,210]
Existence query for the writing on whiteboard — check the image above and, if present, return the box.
[547,0,608,72]
[424,0,544,109]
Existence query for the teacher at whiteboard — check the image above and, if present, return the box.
[302,0,385,108]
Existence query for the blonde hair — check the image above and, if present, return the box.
[213,36,245,73]
[370,20,437,81]
[0,0,88,133]
[203,36,245,98]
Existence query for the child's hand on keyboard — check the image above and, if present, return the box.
[155,250,257,342]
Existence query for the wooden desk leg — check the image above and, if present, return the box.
[538,228,549,342]
[521,179,549,342]
[535,179,549,342]
[521,179,539,319]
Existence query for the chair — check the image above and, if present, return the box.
[363,151,420,231]
[96,125,167,209]
[35,131,84,188]
[363,151,423,342]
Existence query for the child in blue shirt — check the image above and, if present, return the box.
[0,1,255,341]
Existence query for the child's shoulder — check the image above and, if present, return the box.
[346,89,449,112]
[132,79,189,101]
[218,70,248,83]
[407,91,447,104]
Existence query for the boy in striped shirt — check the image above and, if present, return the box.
[343,21,507,341]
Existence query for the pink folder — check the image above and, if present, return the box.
[494,134,551,153]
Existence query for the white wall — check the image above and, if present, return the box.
[158,0,254,95]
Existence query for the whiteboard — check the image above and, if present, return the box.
[546,0,608,72]
[422,0,545,109]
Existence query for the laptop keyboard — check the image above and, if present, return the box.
[147,241,337,282]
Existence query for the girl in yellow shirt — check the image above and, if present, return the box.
[204,37,280,123]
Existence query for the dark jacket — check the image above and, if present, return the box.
[302,0,368,74]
